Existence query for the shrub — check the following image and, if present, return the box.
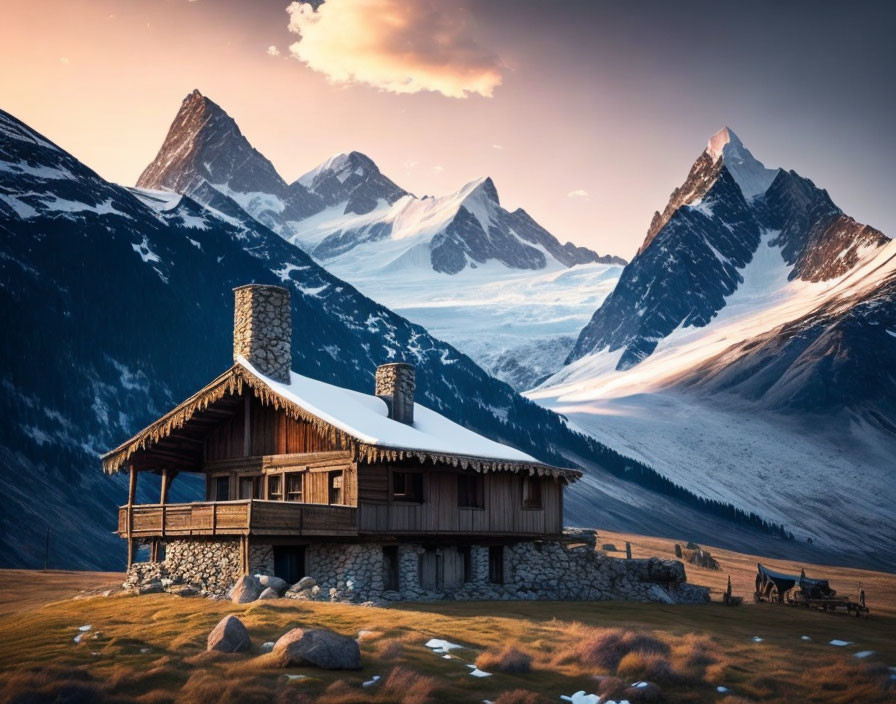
[476,646,533,674]
[382,667,438,704]
[567,629,670,671]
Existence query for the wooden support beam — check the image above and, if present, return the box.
[160,468,170,505]
[127,464,138,568]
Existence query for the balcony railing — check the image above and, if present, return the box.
[118,500,357,538]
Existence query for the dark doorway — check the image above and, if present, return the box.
[461,546,472,583]
[488,545,504,585]
[273,546,306,585]
[215,476,230,501]
[419,548,442,591]
[382,546,399,591]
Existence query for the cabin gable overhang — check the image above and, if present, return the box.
[100,364,581,482]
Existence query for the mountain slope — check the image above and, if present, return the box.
[530,128,895,566]
[567,128,889,371]
[134,90,625,389]
[1,107,783,570]
[136,90,323,234]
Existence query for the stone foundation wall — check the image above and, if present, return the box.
[125,536,709,604]
[124,538,242,596]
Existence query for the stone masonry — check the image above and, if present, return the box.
[124,539,242,596]
[233,284,291,382]
[125,535,709,603]
[374,363,416,425]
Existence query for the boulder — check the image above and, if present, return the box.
[258,587,280,600]
[687,548,720,570]
[290,576,317,592]
[231,575,263,604]
[272,627,361,670]
[207,615,251,653]
[686,541,700,550]
[256,575,289,594]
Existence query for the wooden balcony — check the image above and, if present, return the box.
[118,500,358,539]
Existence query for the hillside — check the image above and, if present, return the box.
[1,533,894,703]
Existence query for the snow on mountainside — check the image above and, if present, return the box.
[135,90,625,388]
[139,90,619,276]
[531,128,896,566]
[3,106,792,571]
[567,128,889,370]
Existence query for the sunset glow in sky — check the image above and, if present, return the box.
[3,0,894,257]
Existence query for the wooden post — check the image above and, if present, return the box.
[160,468,170,540]
[127,464,138,568]
[160,468,170,505]
[625,541,632,560]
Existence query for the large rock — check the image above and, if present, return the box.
[231,575,263,603]
[290,576,317,592]
[207,615,251,652]
[258,587,280,600]
[256,575,289,594]
[272,627,361,670]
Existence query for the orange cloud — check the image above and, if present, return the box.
[286,0,503,98]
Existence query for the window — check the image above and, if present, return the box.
[392,471,423,502]
[522,476,542,509]
[329,471,344,505]
[488,546,504,585]
[286,473,303,502]
[267,474,282,501]
[239,475,263,500]
[215,476,230,501]
[457,473,483,508]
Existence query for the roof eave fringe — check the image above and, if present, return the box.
[100,365,582,482]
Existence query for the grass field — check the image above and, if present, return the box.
[0,531,893,704]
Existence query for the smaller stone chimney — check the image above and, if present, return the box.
[233,284,291,383]
[375,363,416,425]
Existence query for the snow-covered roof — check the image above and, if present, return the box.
[101,358,579,480]
[236,357,538,463]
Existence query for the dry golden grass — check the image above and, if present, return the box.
[0,534,894,704]
[599,529,896,616]
[0,569,122,616]
[475,645,533,673]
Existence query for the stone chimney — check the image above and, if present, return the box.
[233,284,291,383]
[375,363,416,425]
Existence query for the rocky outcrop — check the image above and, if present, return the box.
[272,627,362,670]
[207,615,251,653]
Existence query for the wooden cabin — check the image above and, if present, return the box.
[102,284,580,597]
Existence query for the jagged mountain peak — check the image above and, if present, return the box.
[704,126,779,200]
[459,176,500,205]
[136,89,288,196]
[706,126,741,161]
[296,151,378,188]
[292,149,407,216]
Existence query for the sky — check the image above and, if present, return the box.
[2,0,894,258]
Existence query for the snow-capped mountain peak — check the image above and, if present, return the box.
[459,175,500,205]
[705,126,779,199]
[297,151,371,188]
[290,150,406,216]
